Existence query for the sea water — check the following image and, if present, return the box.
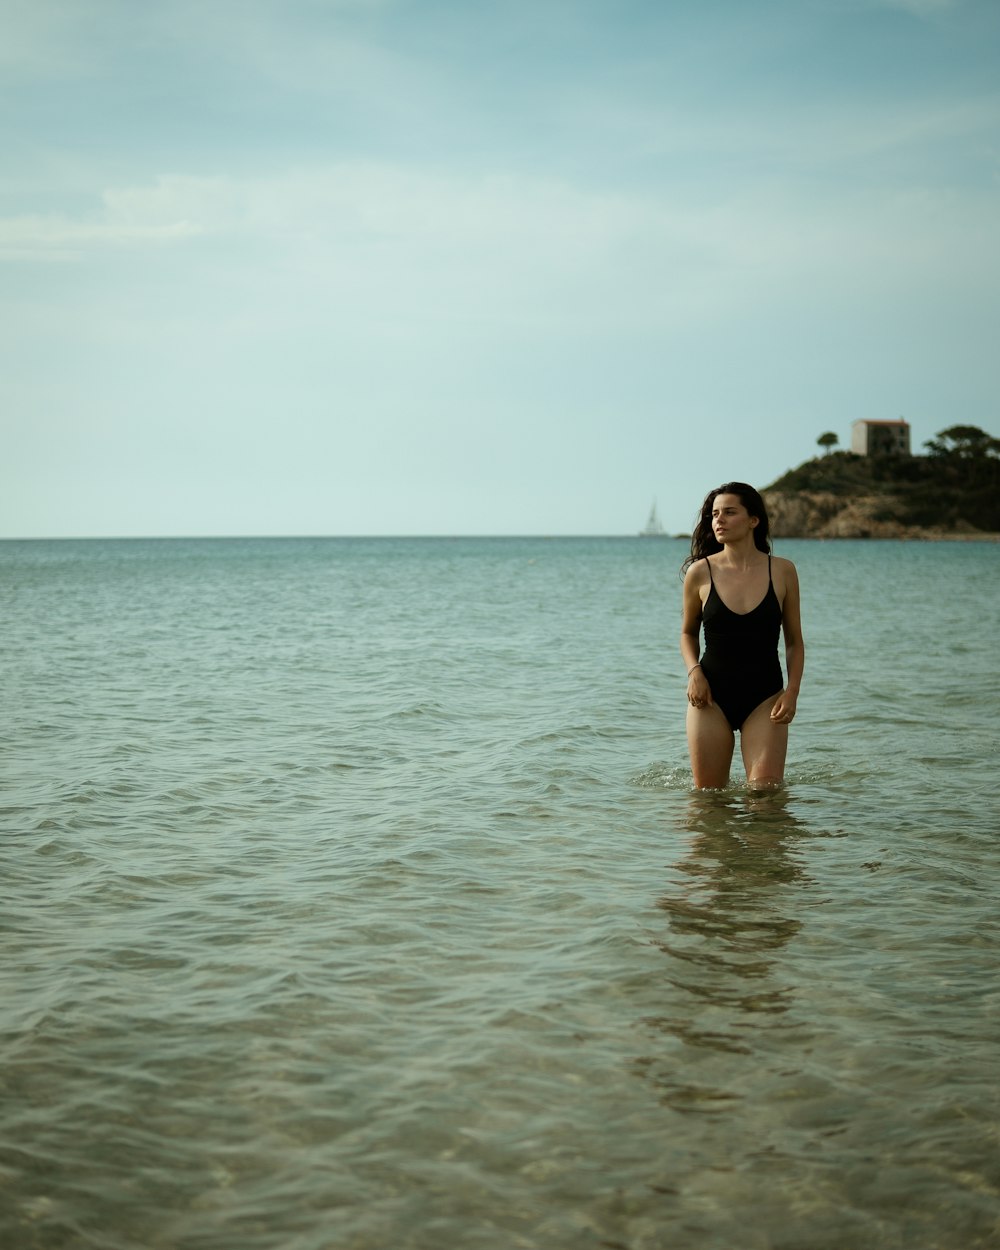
[2,536,998,1250]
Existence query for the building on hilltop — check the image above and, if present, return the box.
[851,419,911,456]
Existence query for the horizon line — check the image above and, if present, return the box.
[0,532,693,542]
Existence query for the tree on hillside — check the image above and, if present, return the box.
[924,425,1000,458]
[923,424,1000,499]
[817,431,839,454]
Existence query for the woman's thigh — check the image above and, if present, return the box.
[686,703,735,788]
[739,694,788,787]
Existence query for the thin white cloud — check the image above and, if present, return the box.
[0,177,209,259]
[3,164,672,265]
[0,215,201,260]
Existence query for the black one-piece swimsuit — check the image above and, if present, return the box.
[699,556,784,731]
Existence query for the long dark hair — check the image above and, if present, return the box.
[681,482,772,572]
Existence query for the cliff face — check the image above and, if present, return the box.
[763,489,985,539]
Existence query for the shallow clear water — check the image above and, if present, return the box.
[2,536,998,1249]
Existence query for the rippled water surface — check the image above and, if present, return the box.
[3,536,999,1249]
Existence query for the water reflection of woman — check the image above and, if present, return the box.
[680,483,805,791]
[644,792,811,1077]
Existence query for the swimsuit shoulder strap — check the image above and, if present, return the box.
[705,556,714,585]
[768,553,772,585]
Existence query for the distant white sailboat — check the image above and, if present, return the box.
[639,500,667,538]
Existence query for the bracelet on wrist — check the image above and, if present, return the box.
[687,663,702,675]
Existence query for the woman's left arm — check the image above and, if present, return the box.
[772,560,804,724]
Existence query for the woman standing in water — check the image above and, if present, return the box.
[680,482,804,790]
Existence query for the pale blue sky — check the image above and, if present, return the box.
[3,0,998,536]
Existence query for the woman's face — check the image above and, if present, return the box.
[711,493,758,542]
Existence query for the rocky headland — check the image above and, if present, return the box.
[762,427,1000,540]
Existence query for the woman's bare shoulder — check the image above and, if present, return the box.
[772,554,800,594]
[683,558,710,586]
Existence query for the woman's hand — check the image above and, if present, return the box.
[770,689,798,725]
[687,667,713,710]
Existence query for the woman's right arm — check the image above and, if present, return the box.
[680,565,713,706]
